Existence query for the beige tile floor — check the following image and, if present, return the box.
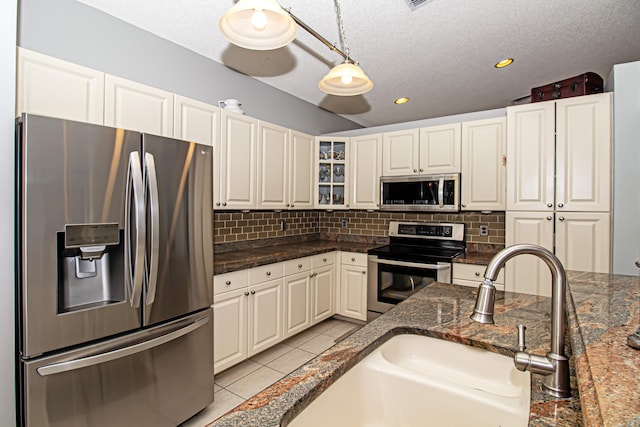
[181,318,362,427]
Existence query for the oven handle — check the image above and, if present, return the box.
[372,258,451,270]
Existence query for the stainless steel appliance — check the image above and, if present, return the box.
[368,221,465,314]
[16,114,214,427]
[380,173,460,211]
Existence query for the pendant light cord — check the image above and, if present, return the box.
[333,0,351,62]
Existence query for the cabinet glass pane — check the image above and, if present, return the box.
[332,186,345,205]
[333,163,345,183]
[319,163,331,183]
[319,141,332,160]
[319,185,331,205]
[333,142,346,161]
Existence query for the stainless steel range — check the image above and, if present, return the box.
[367,221,465,314]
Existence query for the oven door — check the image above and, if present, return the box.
[367,255,451,313]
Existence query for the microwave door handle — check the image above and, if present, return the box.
[438,177,445,208]
[125,152,145,308]
[36,316,209,377]
[144,152,160,306]
[374,258,451,270]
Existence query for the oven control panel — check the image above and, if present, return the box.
[389,221,464,241]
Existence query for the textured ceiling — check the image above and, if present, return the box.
[76,0,640,127]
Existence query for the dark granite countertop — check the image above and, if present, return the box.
[209,271,640,427]
[453,250,501,265]
[214,240,383,275]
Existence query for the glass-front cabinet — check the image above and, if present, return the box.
[315,137,349,209]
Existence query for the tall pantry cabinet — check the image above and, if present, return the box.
[505,93,611,296]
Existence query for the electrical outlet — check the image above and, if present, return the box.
[479,225,489,236]
[341,220,348,228]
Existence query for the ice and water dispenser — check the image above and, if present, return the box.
[58,223,125,312]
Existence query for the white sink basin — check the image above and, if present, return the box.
[288,334,531,427]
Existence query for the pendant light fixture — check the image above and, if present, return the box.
[218,0,297,50]
[318,0,373,96]
[218,0,373,96]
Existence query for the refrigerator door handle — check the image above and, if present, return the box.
[144,152,160,305]
[125,151,145,308]
[36,315,209,377]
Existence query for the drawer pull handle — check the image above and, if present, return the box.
[323,258,327,262]
[474,272,480,277]
[362,271,366,274]
[351,257,356,262]
[298,264,303,268]
[225,280,231,285]
[266,271,271,276]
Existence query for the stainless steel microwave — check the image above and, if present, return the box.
[380,173,460,212]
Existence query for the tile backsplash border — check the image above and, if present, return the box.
[214,210,505,248]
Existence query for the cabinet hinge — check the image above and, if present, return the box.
[502,155,507,166]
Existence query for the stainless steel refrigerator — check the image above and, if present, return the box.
[16,114,214,427]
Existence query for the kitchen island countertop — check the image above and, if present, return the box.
[208,270,639,427]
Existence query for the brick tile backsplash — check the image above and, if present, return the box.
[214,210,505,245]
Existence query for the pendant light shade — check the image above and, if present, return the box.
[218,0,297,50]
[318,61,373,96]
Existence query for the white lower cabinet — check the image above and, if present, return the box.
[338,252,367,321]
[311,253,336,324]
[247,279,284,356]
[284,271,312,338]
[452,262,505,292]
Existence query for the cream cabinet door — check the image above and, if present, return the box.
[506,102,556,211]
[289,130,314,209]
[350,133,382,209]
[382,129,419,176]
[311,265,335,324]
[16,48,104,124]
[247,279,284,356]
[505,211,554,297]
[173,95,219,146]
[218,110,258,210]
[555,212,610,274]
[104,75,173,136]
[257,121,289,209]
[284,272,312,338]
[555,94,611,212]
[213,289,247,373]
[339,264,367,321]
[418,123,461,173]
[461,118,506,211]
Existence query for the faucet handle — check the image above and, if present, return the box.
[517,324,527,352]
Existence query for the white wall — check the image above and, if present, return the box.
[610,61,640,275]
[17,0,361,135]
[1,1,17,425]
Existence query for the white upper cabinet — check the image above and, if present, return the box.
[16,48,105,124]
[382,129,419,176]
[173,95,219,146]
[316,137,349,209]
[506,94,611,212]
[350,133,382,210]
[257,121,289,209]
[418,123,461,173]
[289,130,315,210]
[104,74,174,136]
[217,110,258,210]
[461,117,506,211]
[382,124,461,176]
[555,94,611,212]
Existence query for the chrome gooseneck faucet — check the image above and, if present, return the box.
[470,244,571,398]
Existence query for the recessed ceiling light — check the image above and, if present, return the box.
[495,58,514,68]
[394,97,410,105]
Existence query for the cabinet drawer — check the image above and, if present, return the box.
[249,262,284,285]
[341,251,367,267]
[284,256,313,276]
[214,269,249,295]
[453,263,504,284]
[312,252,335,268]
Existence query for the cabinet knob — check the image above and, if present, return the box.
[298,263,303,268]
[351,257,356,262]
[216,202,221,206]
[309,273,314,278]
[413,169,418,173]
[250,290,256,295]
[222,202,227,206]
[461,203,466,208]
[474,272,480,277]
[323,258,327,262]
[557,203,564,208]
[266,271,271,276]
[346,204,349,208]
[546,216,553,221]
[362,271,366,274]
[419,168,424,172]
[286,203,290,207]
[558,216,565,221]
[547,203,553,208]
[291,204,294,207]
[244,292,249,296]
[225,280,231,285]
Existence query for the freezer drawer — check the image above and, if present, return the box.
[20,310,213,427]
